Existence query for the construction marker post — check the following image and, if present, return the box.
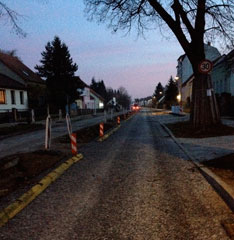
[59,109,62,121]
[104,110,107,123]
[66,113,72,136]
[45,115,52,150]
[99,122,104,138]
[70,133,77,155]
[117,116,120,125]
[111,109,113,120]
[31,109,35,123]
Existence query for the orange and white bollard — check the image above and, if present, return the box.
[117,116,120,125]
[70,133,77,155]
[99,123,104,137]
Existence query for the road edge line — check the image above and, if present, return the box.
[0,153,83,227]
[160,122,234,212]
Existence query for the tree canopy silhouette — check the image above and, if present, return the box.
[0,2,26,36]
[35,36,79,110]
[84,0,234,128]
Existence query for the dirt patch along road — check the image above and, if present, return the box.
[0,112,123,159]
[0,110,232,239]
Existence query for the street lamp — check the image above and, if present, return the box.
[177,94,181,102]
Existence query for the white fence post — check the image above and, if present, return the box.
[59,109,62,121]
[66,113,72,136]
[31,109,35,123]
[45,115,52,150]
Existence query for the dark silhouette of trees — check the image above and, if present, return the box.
[84,0,234,128]
[90,78,108,100]
[164,76,178,108]
[153,82,164,101]
[116,86,131,109]
[106,86,131,109]
[35,36,79,110]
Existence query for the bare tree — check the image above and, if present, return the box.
[84,0,234,128]
[0,1,26,37]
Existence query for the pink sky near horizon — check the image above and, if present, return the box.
[0,1,184,99]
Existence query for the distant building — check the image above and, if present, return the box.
[74,76,104,110]
[211,50,234,96]
[176,43,221,107]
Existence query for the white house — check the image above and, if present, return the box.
[0,73,28,113]
[76,87,104,109]
[74,77,105,110]
[0,52,46,112]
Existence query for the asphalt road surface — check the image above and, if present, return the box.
[0,109,232,239]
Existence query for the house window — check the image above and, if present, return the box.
[0,90,6,104]
[11,90,15,104]
[20,91,24,104]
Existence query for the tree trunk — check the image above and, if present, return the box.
[190,72,220,128]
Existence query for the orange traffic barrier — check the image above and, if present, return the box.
[99,123,104,137]
[71,133,77,155]
[117,116,120,125]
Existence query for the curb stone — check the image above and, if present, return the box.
[0,153,83,227]
[98,113,135,142]
[160,122,234,213]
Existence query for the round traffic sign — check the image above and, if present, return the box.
[198,59,213,74]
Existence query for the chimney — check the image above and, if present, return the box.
[208,41,211,46]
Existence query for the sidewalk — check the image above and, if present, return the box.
[157,115,234,162]
[0,111,128,159]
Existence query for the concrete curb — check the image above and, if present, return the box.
[0,153,83,227]
[160,122,234,212]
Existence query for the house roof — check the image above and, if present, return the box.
[74,76,105,101]
[177,54,186,62]
[0,52,44,85]
[90,88,105,101]
[73,76,89,88]
[0,73,26,90]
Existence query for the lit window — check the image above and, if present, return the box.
[20,91,24,104]
[11,90,15,104]
[0,90,6,104]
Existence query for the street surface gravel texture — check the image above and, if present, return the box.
[0,109,232,239]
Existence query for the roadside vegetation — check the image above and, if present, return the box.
[166,121,234,138]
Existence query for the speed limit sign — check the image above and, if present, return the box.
[198,59,213,74]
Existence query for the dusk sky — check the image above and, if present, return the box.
[0,0,184,99]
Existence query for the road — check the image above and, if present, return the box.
[0,109,232,239]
